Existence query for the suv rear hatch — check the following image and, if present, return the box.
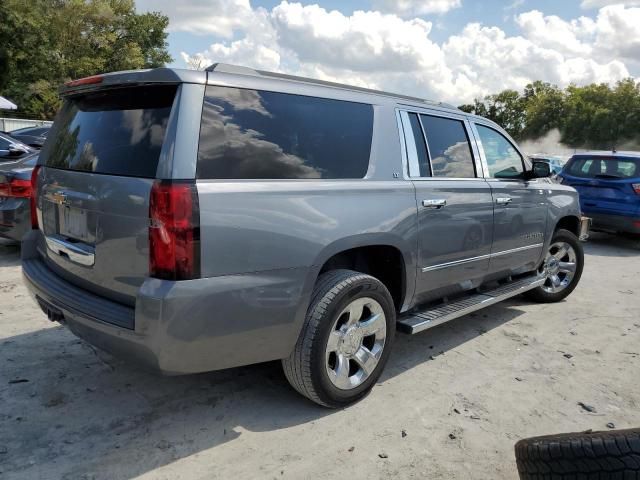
[36,83,177,306]
[562,155,640,216]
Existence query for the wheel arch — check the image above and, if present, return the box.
[554,215,581,237]
[309,233,416,313]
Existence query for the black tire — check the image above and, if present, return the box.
[515,428,640,479]
[282,269,396,408]
[525,229,584,303]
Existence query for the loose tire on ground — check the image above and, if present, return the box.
[282,269,396,408]
[525,228,584,303]
[515,428,640,479]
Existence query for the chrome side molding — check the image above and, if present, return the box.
[422,243,544,273]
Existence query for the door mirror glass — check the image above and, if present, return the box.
[531,160,551,178]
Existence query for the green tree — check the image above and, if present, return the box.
[0,0,171,119]
[458,98,488,117]
[459,90,525,139]
[459,79,640,149]
[521,81,565,140]
[484,90,526,139]
[562,83,615,148]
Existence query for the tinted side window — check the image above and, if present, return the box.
[197,86,373,179]
[407,113,430,177]
[476,125,524,179]
[420,115,475,178]
[567,157,639,179]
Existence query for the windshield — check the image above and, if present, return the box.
[566,156,640,179]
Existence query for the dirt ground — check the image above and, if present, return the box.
[1,233,639,480]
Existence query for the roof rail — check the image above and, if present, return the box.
[205,63,458,110]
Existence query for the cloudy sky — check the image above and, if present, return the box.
[135,0,640,104]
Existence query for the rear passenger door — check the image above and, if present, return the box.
[398,109,494,304]
[470,123,547,276]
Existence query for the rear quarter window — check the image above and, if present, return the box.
[197,86,373,179]
[43,85,176,178]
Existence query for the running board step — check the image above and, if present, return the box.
[397,275,545,334]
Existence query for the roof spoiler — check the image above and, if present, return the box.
[59,68,204,95]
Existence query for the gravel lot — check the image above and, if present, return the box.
[1,234,639,480]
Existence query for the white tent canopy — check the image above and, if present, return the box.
[0,96,18,110]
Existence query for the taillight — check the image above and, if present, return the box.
[0,178,31,198]
[30,165,41,229]
[632,183,640,195]
[149,180,200,280]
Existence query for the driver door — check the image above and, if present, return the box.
[471,123,548,276]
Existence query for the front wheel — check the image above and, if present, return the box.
[525,229,584,303]
[282,270,396,408]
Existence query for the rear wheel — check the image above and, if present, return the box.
[525,229,584,303]
[282,269,395,408]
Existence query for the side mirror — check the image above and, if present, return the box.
[8,145,27,157]
[529,160,551,179]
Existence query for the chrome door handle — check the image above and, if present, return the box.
[422,199,447,209]
[495,197,512,205]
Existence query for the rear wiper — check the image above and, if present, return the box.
[594,174,623,179]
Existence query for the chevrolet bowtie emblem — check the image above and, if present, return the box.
[50,192,68,205]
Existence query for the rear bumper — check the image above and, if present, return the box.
[21,232,312,375]
[585,212,640,235]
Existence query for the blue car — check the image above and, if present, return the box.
[559,151,640,235]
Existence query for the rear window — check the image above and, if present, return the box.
[15,127,48,136]
[567,156,639,179]
[197,86,373,179]
[43,85,176,178]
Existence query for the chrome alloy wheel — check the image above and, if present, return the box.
[325,297,387,390]
[540,241,578,294]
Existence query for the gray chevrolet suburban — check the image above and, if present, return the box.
[22,64,589,407]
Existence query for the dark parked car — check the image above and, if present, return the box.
[0,153,38,241]
[0,132,35,161]
[8,125,50,149]
[559,151,640,235]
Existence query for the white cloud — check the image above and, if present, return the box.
[516,10,595,57]
[168,1,637,104]
[516,6,640,67]
[372,0,461,16]
[592,5,640,64]
[136,0,254,37]
[505,0,526,12]
[581,0,640,8]
[270,4,441,73]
